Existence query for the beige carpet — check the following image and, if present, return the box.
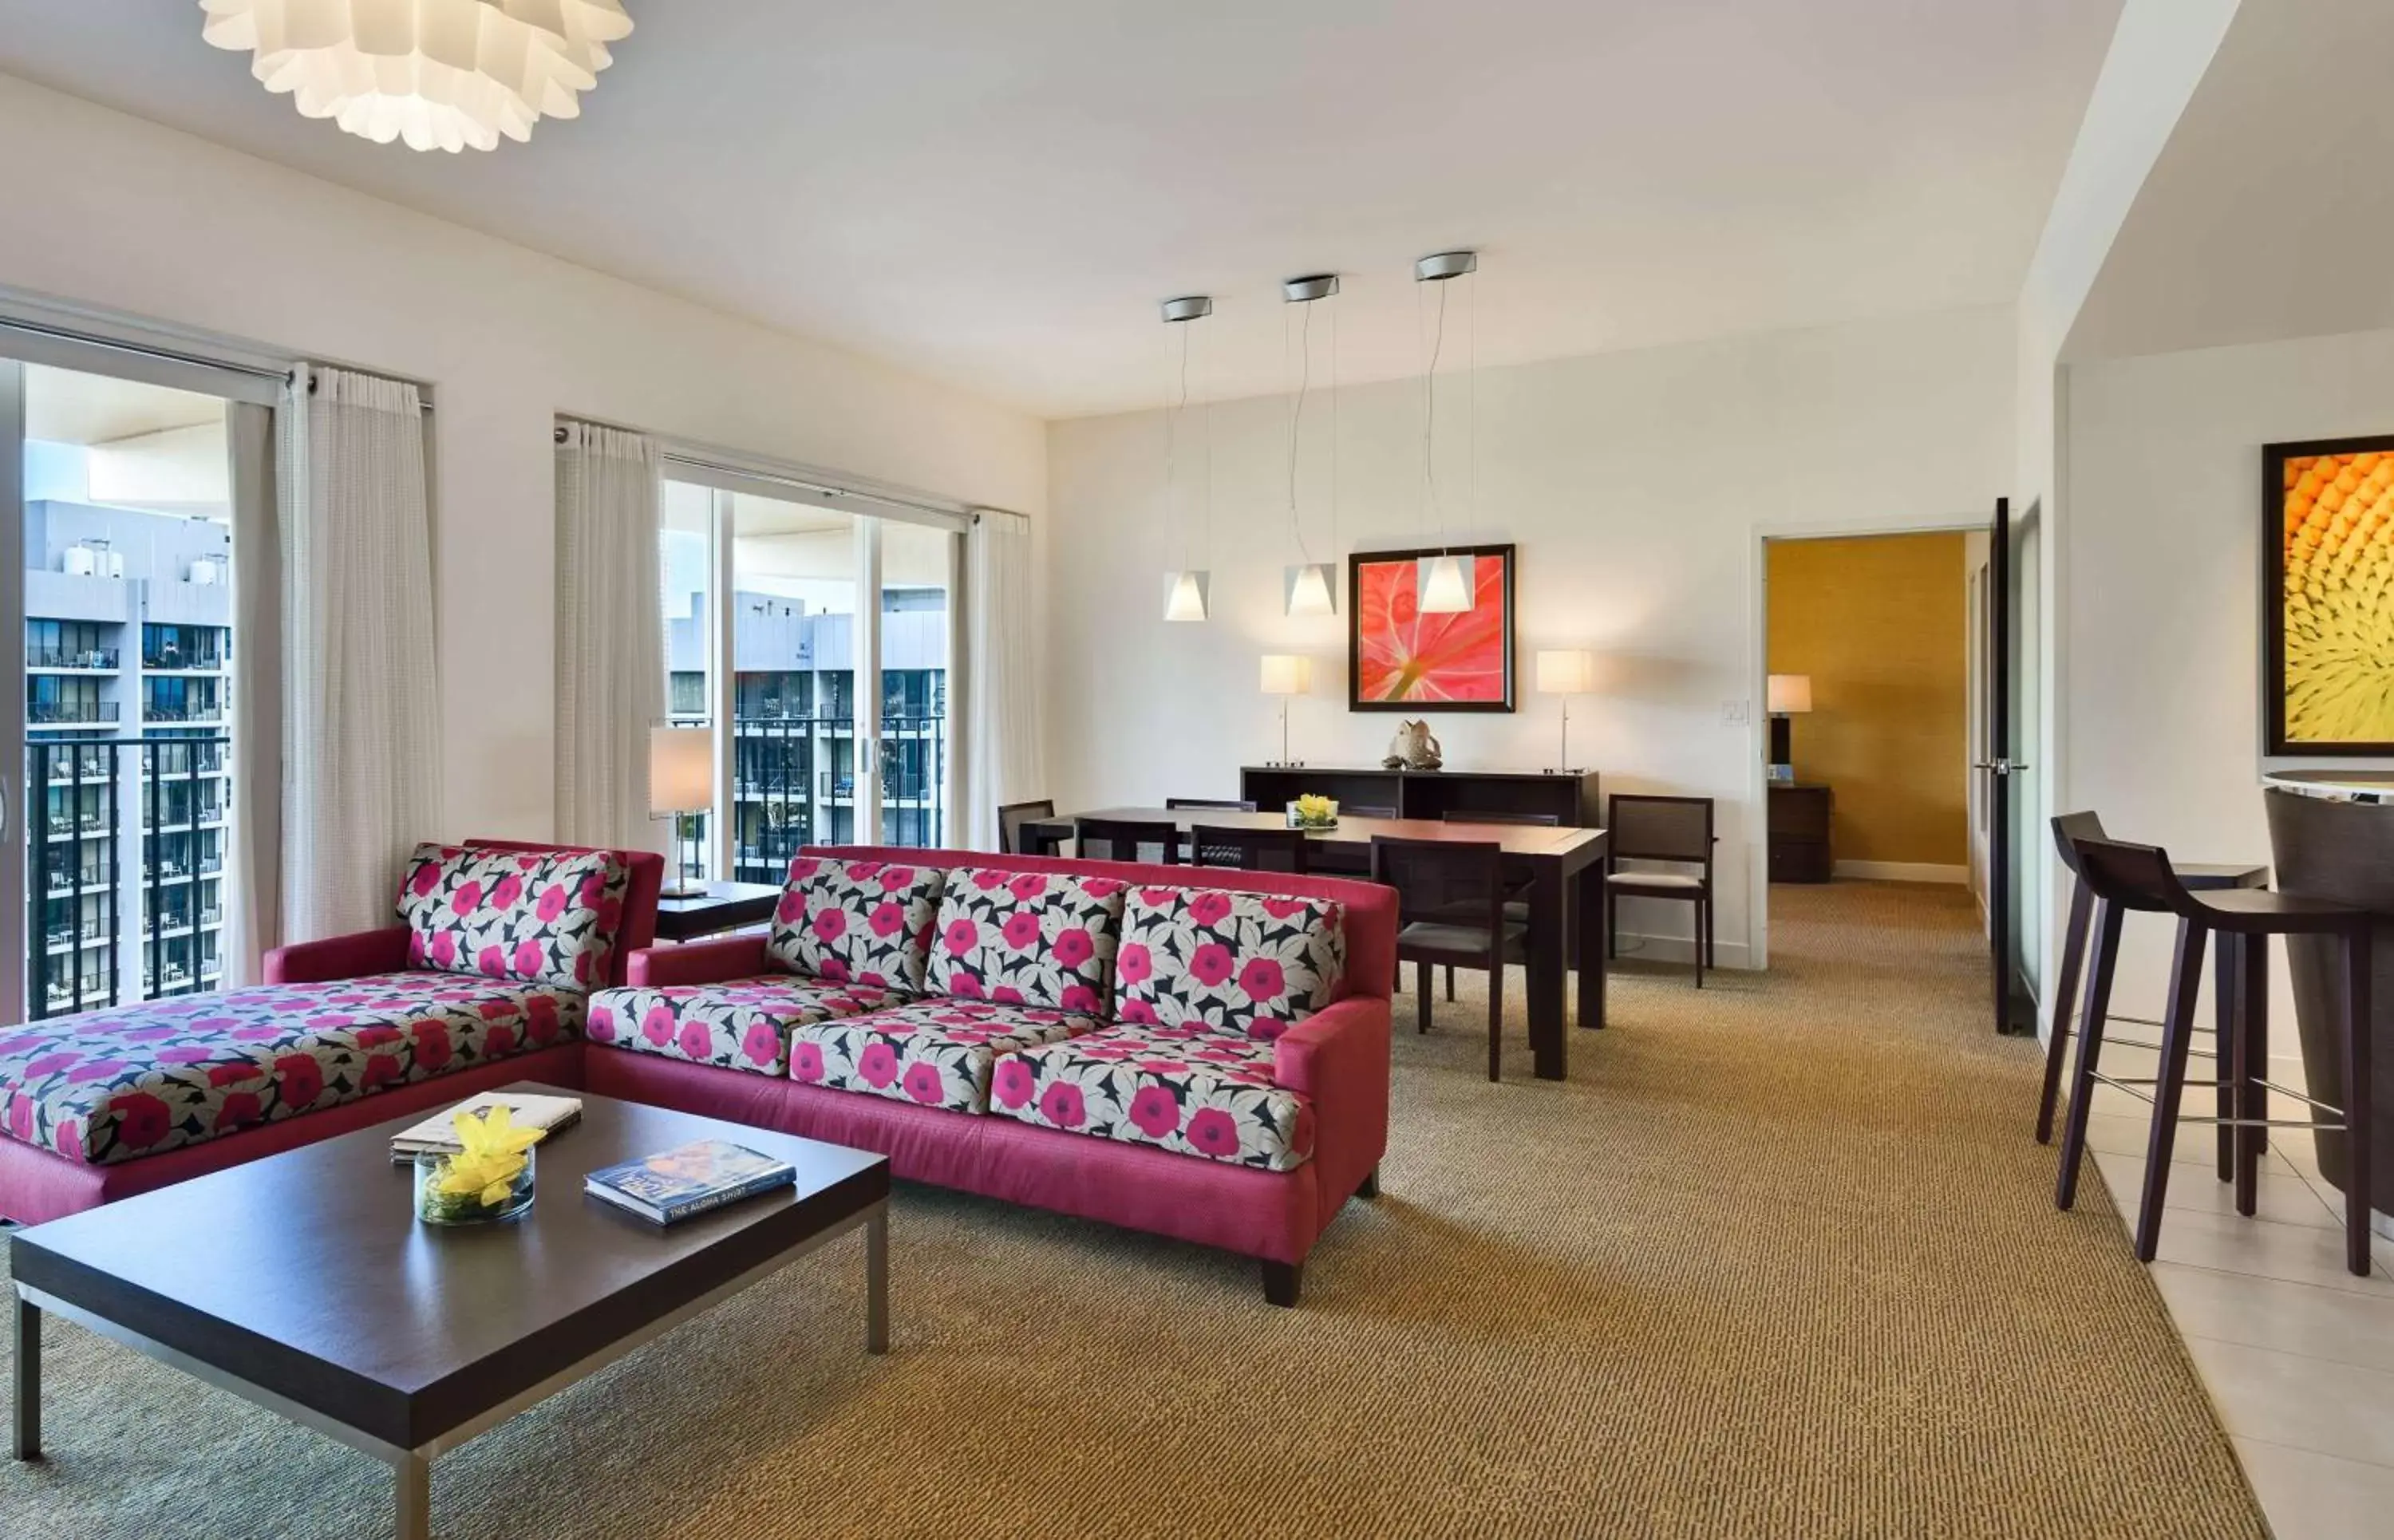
[0,882,2263,1538]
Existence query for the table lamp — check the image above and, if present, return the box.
[649,725,713,896]
[1259,654,1312,767]
[1534,650,1595,773]
[1766,673,1811,783]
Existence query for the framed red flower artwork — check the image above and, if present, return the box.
[1347,544,1516,711]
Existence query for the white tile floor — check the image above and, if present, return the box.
[2071,1038,2394,1538]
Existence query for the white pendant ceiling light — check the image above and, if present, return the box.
[1281,274,1340,618]
[199,0,634,153]
[1159,294,1214,622]
[1414,250,1480,614]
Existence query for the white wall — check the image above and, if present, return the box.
[1046,306,2016,966]
[2065,325,2394,1017]
[0,73,1045,839]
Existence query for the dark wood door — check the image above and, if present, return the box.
[1981,496,2033,1034]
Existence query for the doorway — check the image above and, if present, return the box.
[1754,504,2039,1033]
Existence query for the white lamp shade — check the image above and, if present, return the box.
[649,726,713,815]
[1417,554,1475,614]
[1259,654,1313,695]
[1767,673,1814,714]
[200,0,634,153]
[1535,650,1595,694]
[1163,570,1211,622]
[1284,562,1337,617]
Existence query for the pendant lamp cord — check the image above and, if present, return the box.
[1166,319,1191,570]
[1286,298,1314,562]
[1423,277,1449,552]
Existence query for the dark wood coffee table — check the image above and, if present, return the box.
[9,1084,889,1540]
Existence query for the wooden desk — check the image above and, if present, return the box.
[1030,807,1610,1079]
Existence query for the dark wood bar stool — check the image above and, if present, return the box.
[2052,831,2376,1276]
[1075,815,1181,864]
[2035,811,2268,1151]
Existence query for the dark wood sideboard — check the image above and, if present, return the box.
[1767,782,1834,884]
[1238,766,1601,828]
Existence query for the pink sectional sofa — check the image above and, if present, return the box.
[583,845,1396,1305]
[0,839,662,1225]
[0,839,1393,1306]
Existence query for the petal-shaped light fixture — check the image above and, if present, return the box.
[1417,552,1475,614]
[199,0,634,153]
[1163,570,1211,622]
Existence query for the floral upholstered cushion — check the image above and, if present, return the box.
[0,973,581,1167]
[792,997,1100,1114]
[924,867,1128,1013]
[1115,886,1345,1041]
[763,858,946,993]
[587,977,898,1076]
[398,843,630,993]
[990,1025,1314,1171]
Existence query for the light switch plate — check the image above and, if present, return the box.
[1722,699,1752,725]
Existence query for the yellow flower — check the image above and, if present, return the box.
[437,1104,546,1207]
[1294,794,1335,821]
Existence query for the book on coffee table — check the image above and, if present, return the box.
[584,1139,797,1225]
[388,1092,583,1163]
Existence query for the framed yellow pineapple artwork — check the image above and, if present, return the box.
[2268,436,2394,753]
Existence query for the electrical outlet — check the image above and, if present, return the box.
[1722,699,1752,725]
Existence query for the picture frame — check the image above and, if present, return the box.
[2264,435,2394,755]
[1346,543,1516,713]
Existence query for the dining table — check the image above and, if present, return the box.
[1025,807,1610,1080]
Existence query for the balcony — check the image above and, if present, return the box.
[143,704,223,725]
[29,700,120,727]
[142,653,227,674]
[29,647,120,673]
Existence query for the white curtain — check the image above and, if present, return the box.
[966,509,1044,849]
[223,400,281,982]
[554,420,663,851]
[281,365,442,941]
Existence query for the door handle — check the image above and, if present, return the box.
[1972,760,2031,776]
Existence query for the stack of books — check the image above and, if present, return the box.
[389,1092,583,1163]
[584,1139,797,1225]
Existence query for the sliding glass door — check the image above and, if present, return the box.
[1,353,246,1023]
[658,472,958,878]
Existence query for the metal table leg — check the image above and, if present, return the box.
[394,1448,431,1540]
[865,1203,889,1355]
[12,1289,38,1461]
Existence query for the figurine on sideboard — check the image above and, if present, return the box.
[1382,721,1443,771]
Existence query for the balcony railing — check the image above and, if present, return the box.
[29,701,120,725]
[27,735,232,1020]
[143,704,223,724]
[143,653,226,672]
[29,647,120,671]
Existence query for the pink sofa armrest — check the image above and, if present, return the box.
[626,935,772,988]
[263,926,412,985]
[1273,996,1391,1208]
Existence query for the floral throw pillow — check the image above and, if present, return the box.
[397,843,630,993]
[924,867,1128,1014]
[1115,886,1345,1041]
[763,858,946,993]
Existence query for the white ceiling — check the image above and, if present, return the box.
[0,1,2120,418]
[2066,0,2394,363]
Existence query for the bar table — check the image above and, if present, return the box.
[2263,769,2394,1236]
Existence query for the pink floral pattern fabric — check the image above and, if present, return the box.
[587,977,897,1077]
[763,858,946,993]
[924,867,1127,1013]
[990,1025,1315,1171]
[398,843,630,993]
[0,973,581,1166]
[793,997,1100,1114]
[1115,886,1345,1041]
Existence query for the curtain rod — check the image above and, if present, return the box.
[556,418,1017,524]
[0,314,289,385]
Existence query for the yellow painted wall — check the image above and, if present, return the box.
[1767,533,1969,867]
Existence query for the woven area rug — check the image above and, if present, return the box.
[0,881,2262,1538]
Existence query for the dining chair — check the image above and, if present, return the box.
[997,799,1062,856]
[1166,797,1257,811]
[1435,811,1560,999]
[1076,815,1181,865]
[1190,823,1310,874]
[1606,794,1716,987]
[1370,835,1523,1082]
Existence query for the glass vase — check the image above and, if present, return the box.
[413,1145,536,1226]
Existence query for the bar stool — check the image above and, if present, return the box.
[2052,832,2376,1276]
[2035,811,2268,1155]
